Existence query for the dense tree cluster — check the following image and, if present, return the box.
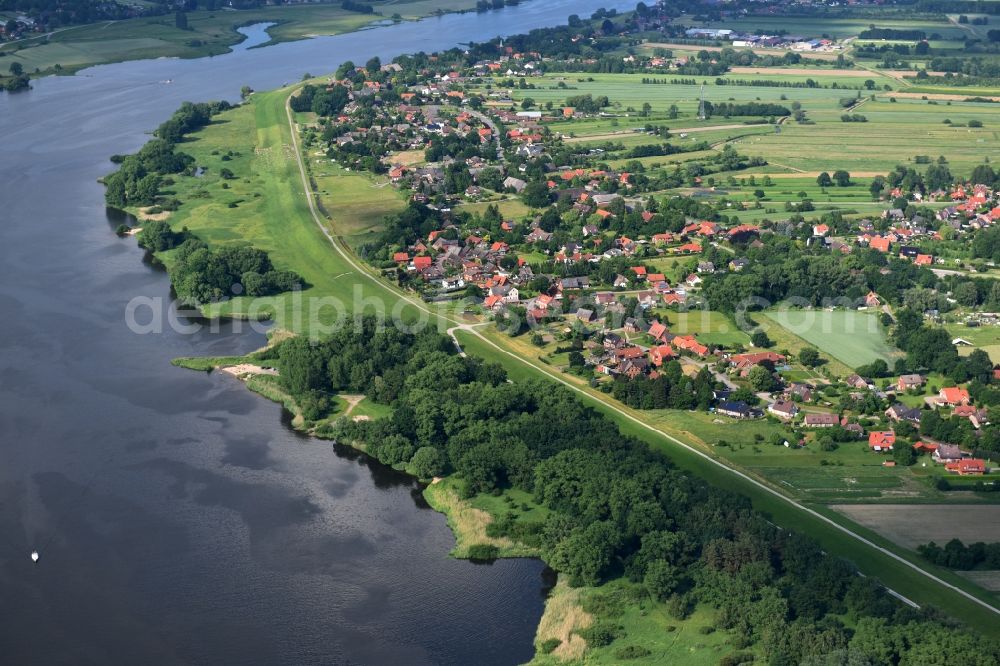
[272,318,999,663]
[167,239,301,304]
[610,361,716,410]
[919,539,1000,570]
[290,84,349,116]
[858,27,926,40]
[104,101,229,208]
[704,101,790,118]
[700,238,933,313]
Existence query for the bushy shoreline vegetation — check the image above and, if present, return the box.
[263,317,999,663]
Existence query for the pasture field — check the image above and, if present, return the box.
[456,197,532,220]
[308,158,406,248]
[832,504,1000,550]
[0,0,479,75]
[150,86,426,330]
[0,8,369,74]
[664,309,751,347]
[492,69,1000,178]
[945,323,1000,363]
[762,309,896,368]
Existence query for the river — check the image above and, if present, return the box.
[0,1,638,663]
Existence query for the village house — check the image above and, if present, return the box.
[936,386,971,407]
[717,400,755,419]
[803,413,839,428]
[650,345,674,366]
[945,458,987,476]
[730,351,785,370]
[768,401,799,420]
[933,444,963,464]
[897,374,925,392]
[868,431,896,452]
[885,403,922,424]
[953,405,990,428]
[786,383,813,402]
[845,374,872,390]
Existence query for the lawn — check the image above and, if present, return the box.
[945,323,1000,363]
[147,85,433,331]
[763,309,896,369]
[664,309,751,347]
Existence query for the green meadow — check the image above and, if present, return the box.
[149,86,431,330]
[0,0,480,76]
[763,309,896,368]
[489,68,1000,177]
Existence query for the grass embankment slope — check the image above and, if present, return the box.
[155,86,423,330]
[455,329,1000,637]
[160,85,1000,639]
[0,0,480,77]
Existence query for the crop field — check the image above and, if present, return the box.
[491,67,1000,177]
[958,571,1000,595]
[832,504,1000,549]
[763,309,896,368]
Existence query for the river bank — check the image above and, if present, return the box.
[0,0,522,81]
[0,1,652,661]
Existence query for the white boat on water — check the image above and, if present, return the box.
[31,551,39,563]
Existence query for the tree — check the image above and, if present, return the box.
[864,79,876,90]
[832,170,851,187]
[521,181,552,207]
[644,560,680,601]
[365,56,381,72]
[409,446,444,478]
[174,11,189,30]
[747,365,777,392]
[799,348,820,367]
[750,331,772,348]
[9,62,23,77]
[816,172,832,187]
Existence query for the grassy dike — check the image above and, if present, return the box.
[136,82,1000,656]
[456,330,1000,637]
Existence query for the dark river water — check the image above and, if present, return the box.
[0,2,633,663]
